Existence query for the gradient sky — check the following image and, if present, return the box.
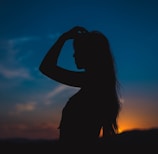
[0,0,158,139]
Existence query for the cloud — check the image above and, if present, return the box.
[0,40,31,79]
[0,65,32,79]
[15,101,36,112]
[8,36,41,46]
[9,101,37,115]
[44,84,79,105]
[0,33,61,81]
[0,38,35,80]
[46,84,69,99]
[8,84,79,116]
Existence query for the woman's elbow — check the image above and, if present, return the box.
[39,64,48,75]
[39,64,55,79]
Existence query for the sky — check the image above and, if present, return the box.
[0,0,158,139]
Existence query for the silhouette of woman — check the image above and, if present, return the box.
[39,26,121,150]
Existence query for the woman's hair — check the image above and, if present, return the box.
[73,30,119,84]
[73,31,121,134]
[73,31,114,68]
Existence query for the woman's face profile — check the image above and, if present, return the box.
[73,32,106,70]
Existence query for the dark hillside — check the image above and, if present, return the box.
[0,128,158,153]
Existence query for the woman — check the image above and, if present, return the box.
[39,26,121,149]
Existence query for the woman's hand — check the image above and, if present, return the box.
[61,26,88,40]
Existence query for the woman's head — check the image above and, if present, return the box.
[73,30,118,89]
[73,31,113,70]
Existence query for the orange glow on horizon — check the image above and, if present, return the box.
[98,106,158,138]
[99,126,123,138]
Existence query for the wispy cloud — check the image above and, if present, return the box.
[0,37,36,80]
[9,36,40,45]
[0,65,32,79]
[0,33,61,81]
[44,84,79,105]
[15,101,36,112]
[46,85,67,98]
[9,101,37,115]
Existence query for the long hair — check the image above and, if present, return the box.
[73,31,121,135]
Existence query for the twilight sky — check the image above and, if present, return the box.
[0,0,158,139]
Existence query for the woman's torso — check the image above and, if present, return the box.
[59,88,102,142]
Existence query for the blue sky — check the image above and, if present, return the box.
[0,0,158,139]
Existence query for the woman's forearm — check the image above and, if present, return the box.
[39,35,66,74]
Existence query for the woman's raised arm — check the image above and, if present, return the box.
[39,27,87,87]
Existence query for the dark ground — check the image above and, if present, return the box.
[0,128,158,153]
